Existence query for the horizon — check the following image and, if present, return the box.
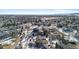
[0,9,79,15]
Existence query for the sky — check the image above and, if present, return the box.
[0,9,79,15]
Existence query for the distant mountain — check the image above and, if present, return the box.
[69,13,79,16]
[51,13,79,16]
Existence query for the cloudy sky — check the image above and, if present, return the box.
[0,9,79,15]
